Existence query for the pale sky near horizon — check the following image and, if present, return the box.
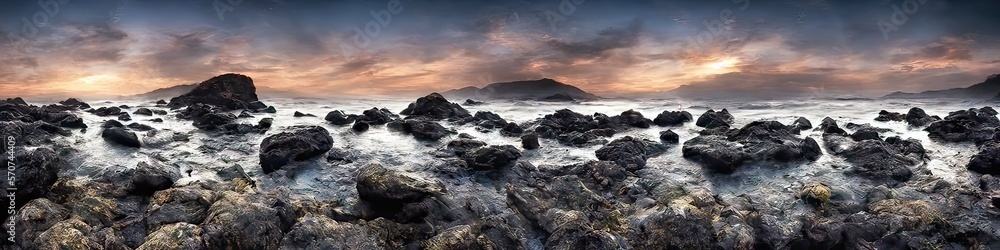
[1,0,998,99]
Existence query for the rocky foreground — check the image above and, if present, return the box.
[2,74,1000,249]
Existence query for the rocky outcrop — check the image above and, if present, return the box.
[324,110,355,125]
[356,163,444,219]
[595,136,668,171]
[653,110,693,127]
[925,107,999,144]
[462,145,521,170]
[392,118,455,141]
[683,121,821,173]
[102,127,141,148]
[695,109,734,128]
[532,109,617,147]
[968,142,1000,175]
[617,110,652,128]
[168,73,264,110]
[400,93,471,120]
[201,192,294,249]
[259,126,334,173]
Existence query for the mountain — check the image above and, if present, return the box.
[884,74,1000,99]
[441,78,600,100]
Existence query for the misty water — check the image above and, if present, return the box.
[46,97,997,242]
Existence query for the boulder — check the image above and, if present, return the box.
[399,119,453,141]
[201,193,294,249]
[596,136,668,171]
[445,139,486,157]
[356,163,444,211]
[138,223,205,250]
[258,118,274,129]
[168,73,263,110]
[131,161,181,195]
[90,106,123,116]
[293,111,316,117]
[102,120,125,128]
[264,106,277,113]
[0,148,61,208]
[400,93,470,119]
[659,130,679,144]
[905,107,938,127]
[653,110,693,127]
[875,110,905,122]
[851,128,882,141]
[259,126,334,173]
[118,112,132,121]
[358,108,398,125]
[819,117,848,136]
[127,123,155,131]
[324,110,354,125]
[618,109,652,128]
[279,214,383,249]
[59,98,90,109]
[521,133,540,150]
[102,127,142,148]
[134,108,154,116]
[925,107,1000,144]
[177,104,237,130]
[500,122,524,137]
[695,109,734,128]
[155,99,167,105]
[238,110,253,118]
[793,117,813,130]
[684,121,821,173]
[30,219,101,249]
[835,138,922,183]
[463,145,522,170]
[12,198,69,246]
[352,121,370,132]
[968,142,1000,175]
[145,188,213,231]
[627,205,717,249]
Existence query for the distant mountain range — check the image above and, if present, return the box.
[884,74,1000,99]
[441,78,600,100]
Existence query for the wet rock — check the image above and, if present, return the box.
[264,106,277,113]
[258,117,273,129]
[696,109,734,128]
[127,123,155,131]
[472,111,508,130]
[134,108,153,116]
[925,107,1000,144]
[464,99,485,105]
[120,105,131,109]
[534,109,617,146]
[155,99,167,105]
[31,218,101,249]
[201,192,294,249]
[500,122,524,137]
[177,104,237,130]
[168,73,263,110]
[324,110,354,125]
[352,121,370,132]
[400,93,470,120]
[237,110,253,118]
[149,118,164,123]
[145,187,213,231]
[102,127,142,148]
[293,111,315,117]
[819,117,848,136]
[793,117,813,130]
[259,126,334,173]
[59,98,91,109]
[628,205,717,249]
[13,198,69,245]
[131,161,181,195]
[118,112,132,121]
[138,223,205,250]
[653,110,693,126]
[70,196,121,227]
[866,185,896,204]
[445,138,486,157]
[356,163,444,217]
[358,107,398,125]
[799,183,831,207]
[659,130,679,144]
[463,145,521,170]
[684,121,821,173]
[851,128,882,141]
[399,118,453,141]
[968,142,1000,175]
[0,148,61,208]
[423,225,480,250]
[279,214,383,249]
[836,139,921,183]
[618,109,652,128]
[875,110,905,122]
[905,107,939,127]
[595,136,667,171]
[521,133,540,150]
[91,106,123,116]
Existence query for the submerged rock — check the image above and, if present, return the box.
[102,127,141,148]
[134,108,153,116]
[293,111,315,117]
[259,126,334,173]
[352,120,370,132]
[875,110,905,122]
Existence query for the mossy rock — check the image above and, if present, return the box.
[800,183,831,206]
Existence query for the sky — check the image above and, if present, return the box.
[0,0,998,99]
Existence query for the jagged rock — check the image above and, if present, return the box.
[177,104,237,130]
[90,106,123,116]
[145,188,213,231]
[833,138,923,183]
[595,136,667,171]
[31,219,101,249]
[684,121,821,173]
[925,107,1000,144]
[294,111,315,117]
[875,110,905,122]
[660,130,679,144]
[534,109,616,146]
[138,223,205,250]
[793,117,813,130]
[325,110,354,125]
[464,99,484,105]
[131,161,181,195]
[399,118,453,141]
[238,110,253,118]
[618,109,652,128]
[155,99,167,105]
[627,205,716,249]
[968,142,1000,175]
[118,112,132,121]
[102,127,141,148]
[819,117,848,136]
[851,128,882,141]
[500,122,524,137]
[12,198,69,246]
[356,163,444,216]
[127,123,155,131]
[445,139,486,157]
[352,121,370,132]
[400,93,470,119]
[201,193,294,249]
[134,108,153,116]
[463,145,521,170]
[521,133,540,150]
[540,93,575,102]
[168,73,264,110]
[358,108,398,125]
[653,110,693,127]
[905,107,939,127]
[696,109,734,128]
[472,111,508,130]
[259,126,334,173]
[279,214,383,249]
[59,98,91,109]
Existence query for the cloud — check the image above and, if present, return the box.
[545,20,643,62]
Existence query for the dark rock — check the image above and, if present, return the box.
[177,104,237,130]
[149,118,164,123]
[696,109,734,128]
[134,108,153,116]
[139,222,205,250]
[400,118,453,141]
[358,108,398,125]
[500,122,524,137]
[29,218,101,249]
[102,127,141,148]
[258,118,274,129]
[279,214,382,249]
[352,120,370,132]
[540,93,575,102]
[0,148,61,209]
[618,109,652,128]
[248,101,268,110]
[659,130,679,144]
[259,126,334,173]
[851,128,882,141]
[521,133,540,150]
[464,99,484,105]
[925,107,1000,144]
[201,193,294,249]
[152,109,167,115]
[263,106,277,113]
[90,106,123,116]
[875,110,905,122]
[168,73,263,110]
[836,139,921,183]
[59,98,90,109]
[400,93,470,119]
[293,111,315,117]
[463,145,521,170]
[118,112,132,121]
[102,120,125,128]
[819,117,848,136]
[356,163,444,215]
[445,139,486,157]
[653,110,693,126]
[968,142,1000,175]
[119,105,131,109]
[12,198,69,246]
[793,117,813,130]
[145,187,213,231]
[324,110,354,125]
[905,107,938,127]
[684,121,821,173]
[237,110,253,118]
[127,123,155,131]
[472,111,508,129]
[131,161,181,195]
[596,136,668,171]
[628,205,716,249]
[155,99,167,105]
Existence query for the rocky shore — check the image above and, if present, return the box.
[2,74,999,249]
